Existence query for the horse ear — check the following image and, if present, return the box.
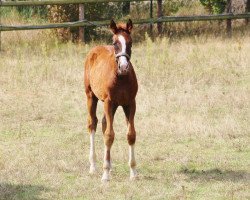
[110,19,118,34]
[127,19,133,33]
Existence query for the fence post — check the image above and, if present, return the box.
[226,0,232,37]
[0,0,2,51]
[150,0,153,35]
[246,0,250,25]
[79,3,84,44]
[157,0,162,35]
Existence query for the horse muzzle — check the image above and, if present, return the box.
[118,63,130,75]
[116,52,131,76]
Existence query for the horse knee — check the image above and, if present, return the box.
[102,116,107,133]
[102,116,106,124]
[87,116,98,132]
[104,130,114,147]
[127,132,136,145]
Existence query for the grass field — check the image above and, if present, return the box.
[0,31,250,199]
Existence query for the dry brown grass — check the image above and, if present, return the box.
[0,29,250,199]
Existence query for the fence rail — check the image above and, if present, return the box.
[1,0,150,6]
[0,0,250,50]
[0,13,250,32]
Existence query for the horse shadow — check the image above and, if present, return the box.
[180,167,250,182]
[0,183,49,200]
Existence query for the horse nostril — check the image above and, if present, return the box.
[117,64,129,75]
[122,65,129,71]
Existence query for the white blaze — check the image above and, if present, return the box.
[118,35,128,67]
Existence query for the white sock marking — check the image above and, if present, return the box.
[129,145,135,166]
[129,145,137,179]
[102,145,111,181]
[89,131,96,173]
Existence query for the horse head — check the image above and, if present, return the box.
[110,19,133,76]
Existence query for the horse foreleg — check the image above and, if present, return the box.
[123,101,138,180]
[86,93,98,174]
[102,105,118,174]
[102,100,116,182]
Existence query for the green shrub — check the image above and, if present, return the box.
[163,0,187,15]
[199,0,227,14]
[47,2,130,42]
[16,6,48,19]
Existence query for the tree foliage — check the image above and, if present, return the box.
[200,0,227,14]
[47,3,129,42]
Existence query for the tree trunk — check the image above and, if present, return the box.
[150,0,153,36]
[246,0,250,25]
[226,0,232,38]
[157,0,163,35]
[0,0,2,51]
[79,4,84,43]
[122,2,130,16]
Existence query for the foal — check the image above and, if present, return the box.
[84,19,138,181]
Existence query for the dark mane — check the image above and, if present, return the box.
[116,23,130,34]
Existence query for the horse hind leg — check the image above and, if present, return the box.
[86,93,98,174]
[123,102,138,180]
[102,115,107,135]
[102,105,118,134]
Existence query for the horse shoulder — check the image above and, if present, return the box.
[84,46,116,101]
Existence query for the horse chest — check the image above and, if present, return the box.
[91,76,137,105]
[109,78,137,105]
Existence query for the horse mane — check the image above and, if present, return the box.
[116,23,130,34]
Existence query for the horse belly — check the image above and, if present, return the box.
[91,80,136,105]
[90,78,107,101]
[89,64,111,101]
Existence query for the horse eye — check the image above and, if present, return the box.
[113,42,119,50]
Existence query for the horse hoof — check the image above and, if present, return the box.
[101,177,110,183]
[130,175,139,181]
[89,165,97,174]
[130,169,138,181]
[101,172,110,182]
[101,178,110,183]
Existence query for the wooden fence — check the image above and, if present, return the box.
[1,13,250,32]
[0,0,150,6]
[0,0,250,48]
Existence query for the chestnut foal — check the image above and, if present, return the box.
[84,19,138,181]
